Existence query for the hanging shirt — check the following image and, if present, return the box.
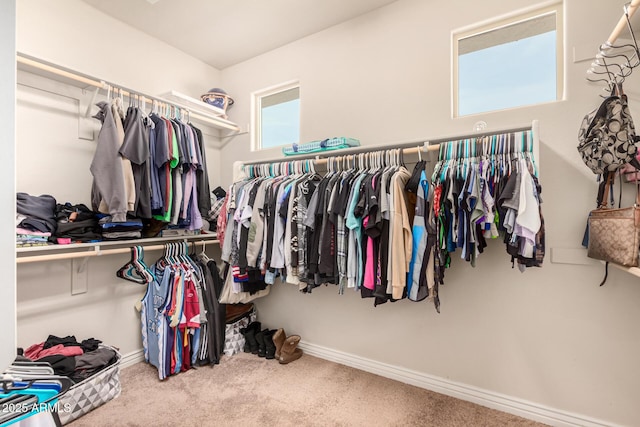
[390,167,412,300]
[345,173,367,289]
[90,101,128,222]
[408,170,428,300]
[121,106,152,218]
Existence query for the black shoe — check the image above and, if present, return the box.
[255,329,267,357]
[264,330,276,360]
[241,321,261,354]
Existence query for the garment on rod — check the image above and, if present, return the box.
[91,100,209,235]
[220,133,543,311]
[431,133,545,288]
[218,161,417,304]
[139,246,215,380]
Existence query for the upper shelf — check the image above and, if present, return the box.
[158,90,240,132]
[16,52,240,133]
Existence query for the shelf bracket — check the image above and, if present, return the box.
[70,258,89,295]
[78,85,102,141]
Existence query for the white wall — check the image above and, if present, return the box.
[15,0,223,357]
[1,0,17,371]
[219,0,640,426]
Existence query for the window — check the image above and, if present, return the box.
[252,81,300,150]
[453,4,563,117]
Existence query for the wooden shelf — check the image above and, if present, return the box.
[16,232,218,264]
[607,261,640,278]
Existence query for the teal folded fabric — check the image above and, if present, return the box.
[283,137,360,156]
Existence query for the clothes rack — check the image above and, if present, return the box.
[16,52,240,132]
[239,120,539,169]
[222,120,544,310]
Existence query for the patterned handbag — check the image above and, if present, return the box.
[587,173,640,284]
[577,83,640,175]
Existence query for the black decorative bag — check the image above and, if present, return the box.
[577,83,640,175]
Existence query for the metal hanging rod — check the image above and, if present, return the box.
[241,120,538,167]
[16,52,240,132]
[16,238,218,264]
[607,0,640,45]
[587,0,640,90]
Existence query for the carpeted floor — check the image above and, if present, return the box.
[68,352,547,427]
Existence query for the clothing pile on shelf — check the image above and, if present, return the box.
[55,202,102,243]
[218,131,544,311]
[99,216,143,240]
[137,243,226,380]
[91,96,212,237]
[15,194,147,246]
[16,192,57,247]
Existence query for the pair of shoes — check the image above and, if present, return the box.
[273,328,303,364]
[255,329,277,359]
[241,322,278,359]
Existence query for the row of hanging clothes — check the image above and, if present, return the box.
[120,243,226,380]
[91,87,211,235]
[218,129,544,312]
[430,132,544,280]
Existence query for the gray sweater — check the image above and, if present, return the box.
[91,101,128,222]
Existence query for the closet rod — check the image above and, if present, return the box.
[16,239,218,264]
[16,53,240,132]
[607,0,640,45]
[242,120,538,167]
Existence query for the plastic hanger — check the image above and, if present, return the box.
[116,247,149,284]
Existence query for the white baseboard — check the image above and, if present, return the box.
[298,341,618,427]
[120,349,145,369]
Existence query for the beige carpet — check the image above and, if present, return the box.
[68,352,547,427]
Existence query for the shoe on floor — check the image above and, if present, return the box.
[272,328,286,359]
[279,335,302,364]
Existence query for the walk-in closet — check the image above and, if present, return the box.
[2,1,640,426]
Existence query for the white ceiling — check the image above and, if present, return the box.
[81,0,399,70]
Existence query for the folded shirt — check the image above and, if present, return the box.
[24,342,83,360]
[17,193,58,233]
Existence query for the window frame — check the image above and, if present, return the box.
[452,3,563,118]
[251,80,301,151]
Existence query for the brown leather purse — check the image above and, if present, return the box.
[588,172,640,283]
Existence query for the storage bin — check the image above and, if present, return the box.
[56,346,121,425]
[223,308,257,357]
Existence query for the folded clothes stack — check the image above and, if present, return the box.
[99,216,144,240]
[16,193,57,247]
[54,202,102,244]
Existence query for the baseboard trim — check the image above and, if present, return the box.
[120,349,145,369]
[298,341,618,427]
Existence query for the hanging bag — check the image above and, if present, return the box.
[577,83,640,175]
[587,171,640,284]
